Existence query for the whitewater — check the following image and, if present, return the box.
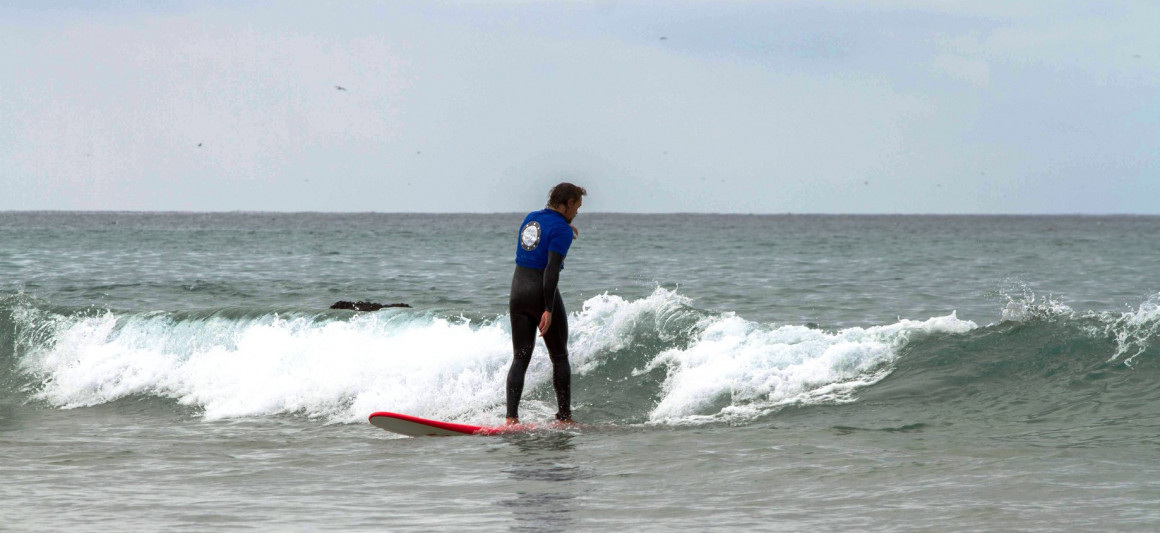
[10,288,979,425]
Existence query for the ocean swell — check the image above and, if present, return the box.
[6,289,1158,427]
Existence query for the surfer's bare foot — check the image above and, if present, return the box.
[504,417,520,426]
[552,418,577,427]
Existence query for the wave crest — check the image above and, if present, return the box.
[1000,288,1160,366]
[643,312,977,424]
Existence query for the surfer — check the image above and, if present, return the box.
[506,182,586,426]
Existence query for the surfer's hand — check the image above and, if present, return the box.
[538,311,552,336]
[570,224,579,239]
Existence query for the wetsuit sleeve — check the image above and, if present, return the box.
[543,251,564,313]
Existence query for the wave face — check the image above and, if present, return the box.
[4,290,1159,428]
[863,295,1160,426]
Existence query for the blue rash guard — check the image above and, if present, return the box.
[515,209,573,270]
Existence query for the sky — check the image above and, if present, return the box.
[1,0,1157,214]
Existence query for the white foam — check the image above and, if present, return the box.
[20,310,523,424]
[16,289,980,426]
[15,289,697,424]
[997,287,1160,366]
[1000,286,1075,322]
[1101,294,1160,365]
[568,288,698,373]
[644,312,978,424]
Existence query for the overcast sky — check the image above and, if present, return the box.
[1,1,1157,213]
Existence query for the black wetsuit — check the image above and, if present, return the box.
[507,211,573,422]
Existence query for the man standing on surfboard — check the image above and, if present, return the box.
[506,182,586,426]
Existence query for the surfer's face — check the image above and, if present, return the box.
[563,198,582,223]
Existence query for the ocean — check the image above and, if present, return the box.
[2,212,1159,531]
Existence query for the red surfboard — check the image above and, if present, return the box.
[368,411,538,437]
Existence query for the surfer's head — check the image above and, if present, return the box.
[548,182,586,223]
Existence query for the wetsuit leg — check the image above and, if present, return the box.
[507,265,541,420]
[542,293,571,421]
[506,310,537,420]
[506,265,573,421]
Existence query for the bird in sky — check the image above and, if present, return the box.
[335,85,347,91]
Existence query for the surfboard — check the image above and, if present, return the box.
[368,411,536,437]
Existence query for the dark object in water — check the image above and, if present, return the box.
[331,301,412,311]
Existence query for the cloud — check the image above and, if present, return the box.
[932,54,990,86]
[1,9,412,209]
[0,1,1157,213]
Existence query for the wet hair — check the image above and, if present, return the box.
[547,182,587,208]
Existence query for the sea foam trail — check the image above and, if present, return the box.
[13,289,980,425]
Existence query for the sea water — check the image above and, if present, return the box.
[2,213,1159,531]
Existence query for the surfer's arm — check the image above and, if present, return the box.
[543,251,563,312]
[539,251,564,335]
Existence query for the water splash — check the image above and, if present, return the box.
[6,290,981,425]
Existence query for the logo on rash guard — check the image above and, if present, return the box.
[520,221,541,251]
